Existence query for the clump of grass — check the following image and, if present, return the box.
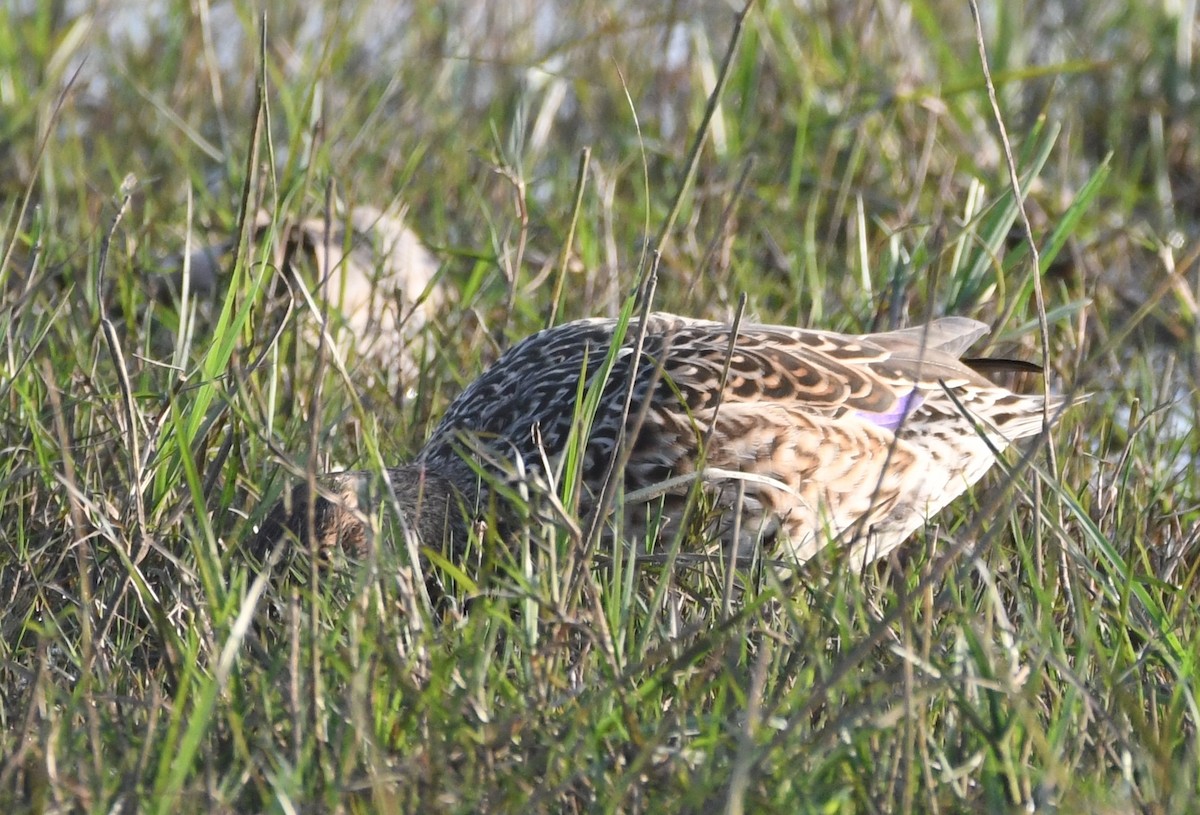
[2,1,1200,813]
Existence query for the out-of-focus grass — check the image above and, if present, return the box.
[1,1,1198,812]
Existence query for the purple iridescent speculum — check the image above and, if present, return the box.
[854,389,924,431]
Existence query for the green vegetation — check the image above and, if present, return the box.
[2,1,1197,812]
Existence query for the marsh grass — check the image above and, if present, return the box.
[1,1,1199,812]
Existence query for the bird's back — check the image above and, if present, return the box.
[417,313,1068,568]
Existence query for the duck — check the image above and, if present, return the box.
[166,203,442,386]
[255,312,1077,572]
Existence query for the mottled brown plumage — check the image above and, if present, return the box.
[257,313,1076,570]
